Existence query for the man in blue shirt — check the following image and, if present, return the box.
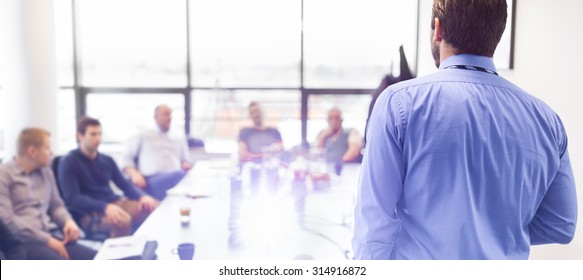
[58,117,159,238]
[353,0,577,259]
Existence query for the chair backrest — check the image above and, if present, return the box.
[51,156,63,196]
[187,137,205,149]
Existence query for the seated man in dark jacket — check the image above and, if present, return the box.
[58,117,159,238]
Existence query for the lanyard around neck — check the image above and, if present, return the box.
[443,64,498,76]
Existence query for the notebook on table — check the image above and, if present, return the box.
[94,235,157,260]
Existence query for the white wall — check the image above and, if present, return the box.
[509,0,583,260]
[417,0,583,259]
[0,0,59,157]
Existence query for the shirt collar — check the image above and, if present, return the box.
[8,158,40,175]
[8,159,26,175]
[74,148,100,161]
[439,54,497,73]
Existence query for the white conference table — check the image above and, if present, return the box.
[133,159,360,260]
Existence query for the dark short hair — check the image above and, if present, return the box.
[432,0,507,57]
[77,116,101,135]
[17,128,50,156]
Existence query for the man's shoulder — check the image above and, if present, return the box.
[266,127,281,134]
[240,127,252,133]
[384,71,449,93]
[135,129,159,139]
[60,149,81,163]
[0,162,10,172]
[38,166,55,179]
[0,162,14,178]
[96,152,115,163]
[238,127,252,138]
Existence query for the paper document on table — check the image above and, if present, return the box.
[94,235,147,260]
[166,186,214,198]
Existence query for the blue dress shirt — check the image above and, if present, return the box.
[353,54,578,259]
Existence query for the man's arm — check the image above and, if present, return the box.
[109,157,147,201]
[110,157,159,211]
[180,136,193,171]
[342,129,363,162]
[238,141,263,162]
[122,135,147,187]
[352,91,405,260]
[57,155,108,213]
[124,166,147,188]
[529,149,578,245]
[314,129,333,149]
[270,129,284,154]
[0,169,52,243]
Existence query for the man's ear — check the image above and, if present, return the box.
[432,17,443,43]
[27,146,37,158]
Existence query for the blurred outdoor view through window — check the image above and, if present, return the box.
[50,0,418,155]
[0,0,511,158]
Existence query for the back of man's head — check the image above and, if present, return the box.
[17,128,50,157]
[431,0,507,57]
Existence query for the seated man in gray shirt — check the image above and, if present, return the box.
[122,104,192,200]
[314,107,363,175]
[238,102,284,194]
[0,128,96,260]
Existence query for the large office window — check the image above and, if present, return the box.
[303,0,418,88]
[86,94,186,144]
[57,89,77,152]
[61,0,419,148]
[190,0,301,88]
[77,0,188,87]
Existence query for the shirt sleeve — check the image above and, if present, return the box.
[122,135,141,169]
[180,136,192,164]
[238,128,249,143]
[352,89,407,259]
[44,168,72,227]
[313,130,324,148]
[0,168,52,243]
[348,129,363,146]
[109,157,146,200]
[271,128,283,142]
[58,155,108,213]
[529,144,578,245]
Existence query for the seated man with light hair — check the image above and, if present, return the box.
[0,128,96,259]
[123,104,192,201]
[314,107,363,174]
